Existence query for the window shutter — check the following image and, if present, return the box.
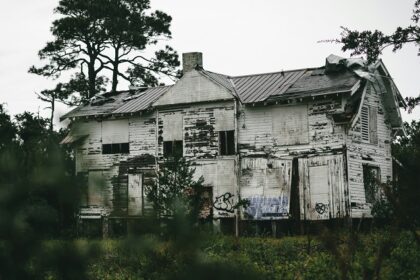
[361,106,370,142]
[369,107,378,144]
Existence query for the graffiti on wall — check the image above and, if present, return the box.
[213,192,235,213]
[245,195,289,220]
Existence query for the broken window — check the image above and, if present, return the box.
[163,141,183,158]
[219,130,235,155]
[363,165,380,204]
[102,143,129,154]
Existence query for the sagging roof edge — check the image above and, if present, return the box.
[374,60,407,108]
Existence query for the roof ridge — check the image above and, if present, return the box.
[231,67,318,79]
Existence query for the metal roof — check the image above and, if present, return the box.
[281,69,359,96]
[230,69,308,103]
[61,57,364,120]
[200,70,236,95]
[113,86,171,113]
[61,86,171,120]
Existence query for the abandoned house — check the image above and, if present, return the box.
[60,52,405,234]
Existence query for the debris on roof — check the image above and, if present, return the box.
[61,86,171,120]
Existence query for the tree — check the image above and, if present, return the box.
[333,0,420,110]
[31,0,180,106]
[98,0,180,91]
[146,158,206,222]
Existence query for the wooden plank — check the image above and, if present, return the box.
[128,174,143,216]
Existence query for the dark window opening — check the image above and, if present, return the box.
[219,130,235,155]
[102,143,129,154]
[363,165,380,204]
[163,141,183,158]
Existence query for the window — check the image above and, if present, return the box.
[219,130,235,155]
[102,143,129,154]
[163,141,183,158]
[363,165,380,204]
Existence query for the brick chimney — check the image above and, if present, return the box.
[182,52,203,74]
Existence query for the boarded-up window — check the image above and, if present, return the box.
[102,119,129,144]
[272,105,309,145]
[88,171,105,206]
[219,130,235,155]
[214,109,234,131]
[162,112,183,141]
[128,174,143,216]
[309,165,329,206]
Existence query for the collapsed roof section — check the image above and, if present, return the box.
[60,85,171,120]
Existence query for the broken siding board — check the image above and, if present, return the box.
[74,115,159,217]
[129,115,157,157]
[240,158,292,220]
[158,102,235,159]
[238,98,346,158]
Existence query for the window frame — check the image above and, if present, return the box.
[362,164,381,204]
[218,130,235,156]
[102,142,130,154]
[163,140,183,158]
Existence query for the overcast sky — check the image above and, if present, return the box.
[0,0,419,125]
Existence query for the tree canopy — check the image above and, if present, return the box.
[334,0,420,110]
[31,0,180,106]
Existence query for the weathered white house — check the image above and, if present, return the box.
[61,52,405,232]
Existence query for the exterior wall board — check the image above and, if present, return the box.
[298,154,346,220]
[240,158,292,220]
[346,81,393,218]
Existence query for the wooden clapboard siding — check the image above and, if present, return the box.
[73,114,158,215]
[347,80,393,218]
[238,96,346,157]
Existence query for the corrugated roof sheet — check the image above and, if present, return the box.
[113,86,171,113]
[230,69,308,103]
[61,86,171,119]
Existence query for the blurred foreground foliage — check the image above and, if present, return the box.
[61,230,417,280]
[0,103,419,279]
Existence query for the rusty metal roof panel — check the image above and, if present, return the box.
[112,86,171,114]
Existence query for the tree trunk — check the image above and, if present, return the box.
[50,96,54,131]
[88,63,96,99]
[111,48,119,92]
